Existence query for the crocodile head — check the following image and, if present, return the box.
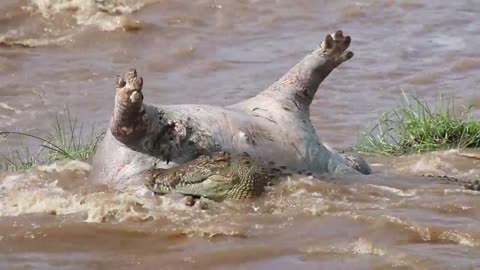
[144,152,274,201]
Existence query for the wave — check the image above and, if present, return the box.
[0,0,154,47]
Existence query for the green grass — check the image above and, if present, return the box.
[0,110,105,172]
[355,92,480,156]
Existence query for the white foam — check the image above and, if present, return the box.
[37,160,92,173]
[0,102,22,114]
[30,0,150,31]
[367,184,416,197]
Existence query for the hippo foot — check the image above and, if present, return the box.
[111,68,148,143]
[318,30,353,66]
[116,68,144,107]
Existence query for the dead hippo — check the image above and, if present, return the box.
[90,30,371,190]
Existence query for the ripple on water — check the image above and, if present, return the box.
[451,58,480,73]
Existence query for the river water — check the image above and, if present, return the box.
[1,0,480,269]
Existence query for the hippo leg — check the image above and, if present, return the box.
[229,31,368,175]
[231,30,353,115]
[111,69,148,144]
[110,68,206,162]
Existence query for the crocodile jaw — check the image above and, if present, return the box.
[146,175,236,202]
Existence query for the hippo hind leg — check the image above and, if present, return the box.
[232,30,354,115]
[110,68,149,144]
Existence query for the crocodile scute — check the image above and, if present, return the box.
[144,152,276,201]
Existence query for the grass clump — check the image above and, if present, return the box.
[356,92,480,155]
[0,110,105,172]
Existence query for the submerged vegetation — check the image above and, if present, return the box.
[356,92,480,155]
[0,110,105,172]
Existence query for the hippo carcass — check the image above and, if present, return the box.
[90,30,371,190]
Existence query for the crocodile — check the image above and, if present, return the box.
[144,151,370,202]
[144,152,278,202]
[90,30,373,191]
[144,152,480,203]
[422,174,480,191]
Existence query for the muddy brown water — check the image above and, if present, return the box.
[1,1,480,269]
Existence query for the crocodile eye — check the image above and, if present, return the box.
[242,160,251,165]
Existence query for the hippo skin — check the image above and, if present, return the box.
[90,30,371,191]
